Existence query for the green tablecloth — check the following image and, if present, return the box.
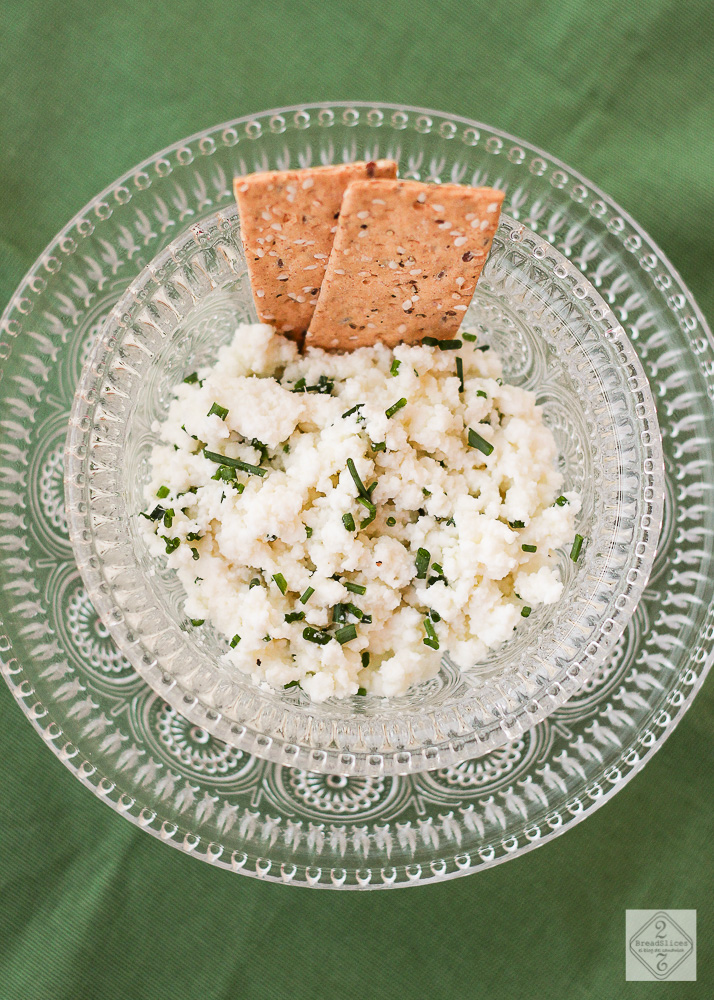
[1,1,713,996]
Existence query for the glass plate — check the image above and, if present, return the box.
[1,103,711,888]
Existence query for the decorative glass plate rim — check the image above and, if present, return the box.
[0,102,710,888]
[64,204,664,776]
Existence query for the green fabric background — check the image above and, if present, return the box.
[1,0,713,996]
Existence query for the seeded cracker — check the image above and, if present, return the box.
[305,180,505,350]
[234,160,398,340]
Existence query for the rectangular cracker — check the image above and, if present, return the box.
[304,180,505,350]
[234,160,397,340]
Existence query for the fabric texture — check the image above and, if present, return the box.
[1,0,713,996]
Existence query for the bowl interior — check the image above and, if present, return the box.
[66,206,663,775]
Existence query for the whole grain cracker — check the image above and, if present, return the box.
[304,180,505,350]
[234,160,397,340]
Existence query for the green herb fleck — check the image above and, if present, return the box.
[284,679,301,689]
[335,624,357,645]
[183,372,203,384]
[299,586,315,605]
[555,495,569,507]
[386,516,397,527]
[438,339,461,351]
[421,336,439,347]
[385,397,407,419]
[229,634,241,647]
[305,525,313,538]
[272,573,288,594]
[162,508,174,528]
[423,618,439,650]
[415,547,430,579]
[207,402,229,420]
[428,608,441,622]
[467,428,494,456]
[344,581,366,595]
[191,547,200,561]
[204,449,267,477]
[285,611,305,623]
[431,562,444,574]
[422,487,432,498]
[521,606,532,618]
[342,403,364,419]
[456,355,464,392]
[356,687,367,697]
[476,389,488,398]
[346,458,370,500]
[509,520,525,529]
[190,618,204,627]
[303,626,331,646]
[570,534,585,562]
[390,358,401,376]
[186,532,202,542]
[462,332,477,342]
[332,604,347,623]
[361,652,370,669]
[161,536,180,554]
[156,485,170,499]
[522,543,537,553]
[292,377,306,392]
[342,512,356,532]
[371,441,386,452]
[249,578,261,589]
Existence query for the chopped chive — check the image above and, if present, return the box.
[360,509,377,530]
[272,573,288,594]
[249,578,261,589]
[356,687,367,697]
[332,604,347,623]
[428,608,441,622]
[235,483,245,495]
[211,465,235,482]
[342,512,356,532]
[263,635,272,642]
[456,355,464,392]
[335,624,357,645]
[462,332,477,342]
[292,377,306,392]
[186,532,202,541]
[346,458,370,499]
[385,397,407,419]
[422,488,431,497]
[303,626,331,646]
[285,611,305,623]
[476,389,488,398]
[555,495,569,507]
[140,504,166,522]
[305,525,313,538]
[415,547,430,579]
[299,586,315,605]
[522,543,538,553]
[207,402,229,420]
[477,344,490,352]
[183,372,200,384]
[156,485,170,499]
[361,652,370,669]
[521,606,532,618]
[371,441,386,452]
[467,428,494,456]
[344,581,366,595]
[203,449,267,477]
[356,494,376,512]
[423,618,439,650]
[509,520,525,529]
[284,679,300,689]
[162,508,174,528]
[431,562,444,574]
[367,481,377,495]
[191,547,200,561]
[386,516,397,527]
[283,443,290,453]
[342,403,364,419]
[390,358,401,376]
[344,602,365,620]
[570,534,585,562]
[229,634,241,647]
[421,336,439,346]
[438,339,462,351]
[161,536,180,554]
[496,377,502,385]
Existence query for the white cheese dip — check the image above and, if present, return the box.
[143,323,580,702]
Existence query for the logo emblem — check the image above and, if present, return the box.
[626,910,696,981]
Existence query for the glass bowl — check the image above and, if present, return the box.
[65,205,663,780]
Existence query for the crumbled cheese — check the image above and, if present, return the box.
[142,323,580,702]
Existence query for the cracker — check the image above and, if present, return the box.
[234,160,398,340]
[304,180,504,350]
